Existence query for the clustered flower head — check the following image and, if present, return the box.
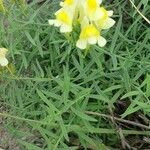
[0,48,8,67]
[48,0,115,49]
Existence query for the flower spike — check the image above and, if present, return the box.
[48,0,115,50]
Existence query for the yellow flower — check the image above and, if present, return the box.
[83,0,102,21]
[48,8,73,33]
[76,19,106,49]
[96,7,115,29]
[0,48,8,67]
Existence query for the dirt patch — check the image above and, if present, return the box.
[0,127,20,150]
[0,104,20,150]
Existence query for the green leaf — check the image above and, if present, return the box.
[145,74,150,97]
[25,31,36,46]
[36,89,59,113]
[121,91,140,99]
[58,117,69,141]
[18,140,43,150]
[71,107,97,122]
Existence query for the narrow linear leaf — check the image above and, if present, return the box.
[121,91,140,99]
[71,107,97,122]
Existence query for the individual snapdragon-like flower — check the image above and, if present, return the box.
[0,48,8,67]
[95,7,115,29]
[76,18,106,49]
[48,8,73,33]
[83,0,102,21]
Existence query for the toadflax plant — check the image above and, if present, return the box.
[48,0,115,49]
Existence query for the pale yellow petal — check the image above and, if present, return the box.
[98,36,107,47]
[60,25,72,33]
[97,0,102,4]
[99,17,115,29]
[48,20,61,27]
[108,10,113,16]
[60,2,64,7]
[88,37,97,44]
[54,21,62,27]
[0,48,8,55]
[0,58,8,66]
[76,39,87,49]
[48,19,55,25]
